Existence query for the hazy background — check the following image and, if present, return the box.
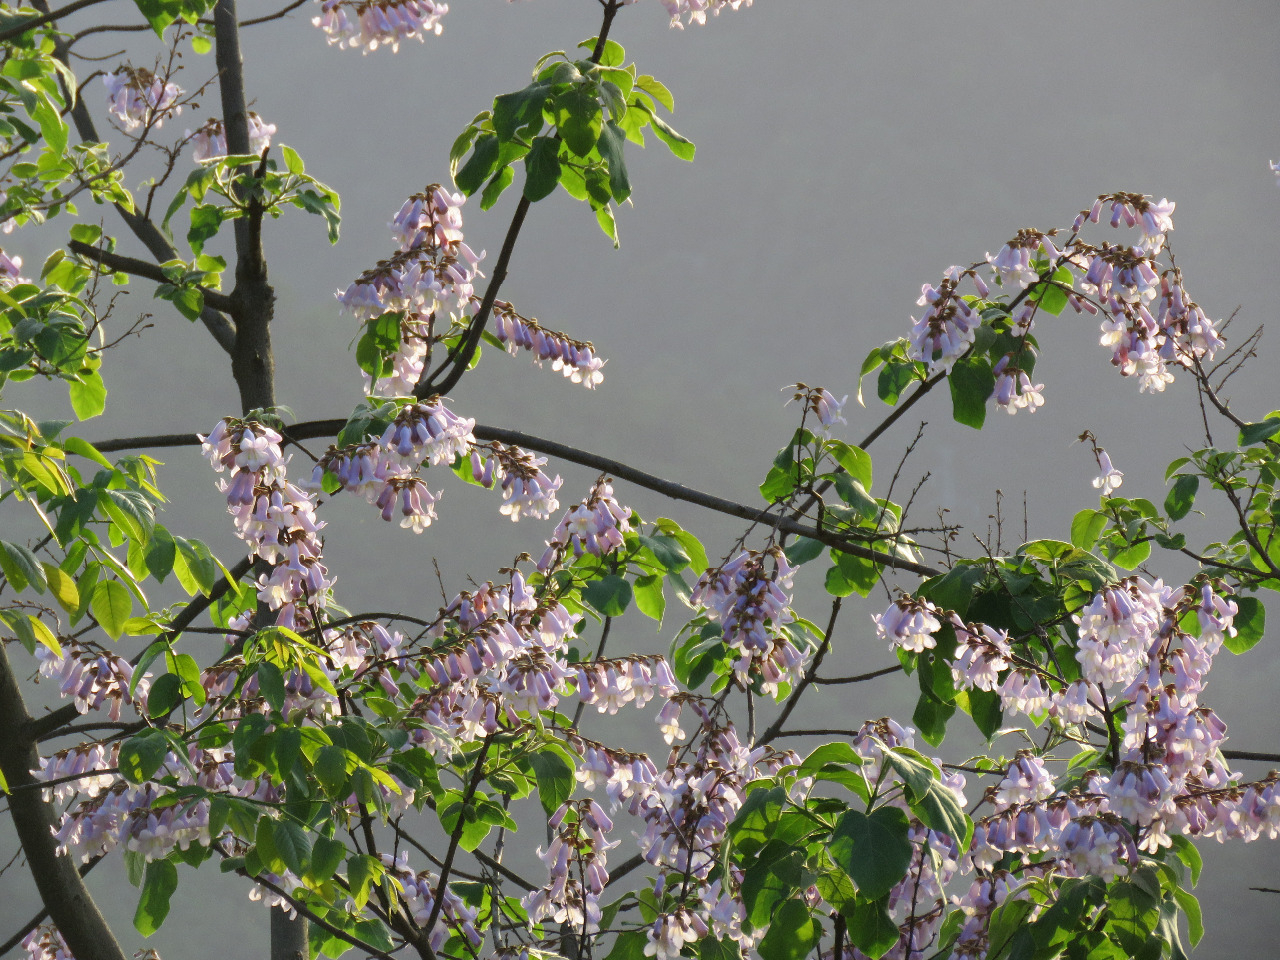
[3,1,1280,957]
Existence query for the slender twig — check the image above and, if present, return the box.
[811,664,904,685]
[757,598,842,745]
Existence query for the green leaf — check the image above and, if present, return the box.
[310,835,346,883]
[757,900,818,960]
[1164,474,1198,521]
[523,135,561,202]
[636,75,675,112]
[43,562,79,613]
[529,747,575,817]
[257,661,285,712]
[783,537,824,565]
[843,898,898,960]
[119,729,170,783]
[727,786,785,855]
[1070,509,1107,550]
[582,575,632,617]
[455,133,500,196]
[826,807,912,900]
[134,859,178,937]
[68,370,107,419]
[480,165,515,211]
[273,819,312,877]
[492,83,550,141]
[146,674,182,718]
[948,355,994,429]
[633,572,666,622]
[281,145,305,175]
[1239,417,1280,446]
[1169,835,1202,886]
[648,112,695,160]
[596,120,631,203]
[0,540,46,594]
[92,579,133,639]
[1224,595,1264,654]
[313,745,349,799]
[826,440,873,489]
[554,86,604,157]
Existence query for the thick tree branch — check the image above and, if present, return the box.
[88,419,945,576]
[214,0,276,414]
[0,644,127,960]
[68,240,236,314]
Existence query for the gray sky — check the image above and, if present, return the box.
[4,1,1280,957]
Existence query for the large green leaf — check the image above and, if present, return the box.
[133,859,178,936]
[826,807,912,900]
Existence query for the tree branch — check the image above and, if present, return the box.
[757,598,841,746]
[88,419,945,576]
[68,240,236,314]
[0,643,127,960]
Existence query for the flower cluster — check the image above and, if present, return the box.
[691,547,806,696]
[492,300,606,388]
[312,0,448,52]
[103,67,182,130]
[523,800,617,934]
[537,476,631,570]
[574,655,679,715]
[34,640,148,721]
[907,269,981,375]
[188,114,277,162]
[201,419,332,628]
[469,441,563,522]
[338,185,484,397]
[660,0,752,29]
[874,596,943,653]
[22,926,73,960]
[381,852,482,952]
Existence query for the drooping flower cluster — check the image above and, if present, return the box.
[523,799,617,934]
[34,640,149,721]
[492,300,606,388]
[660,0,752,29]
[201,419,332,628]
[469,441,563,522]
[312,0,448,51]
[636,705,792,888]
[537,476,631,570]
[103,67,182,130]
[22,926,73,960]
[381,852,482,952]
[188,114,277,162]
[338,185,484,397]
[691,547,806,696]
[874,595,943,653]
[574,655,679,715]
[907,268,981,375]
